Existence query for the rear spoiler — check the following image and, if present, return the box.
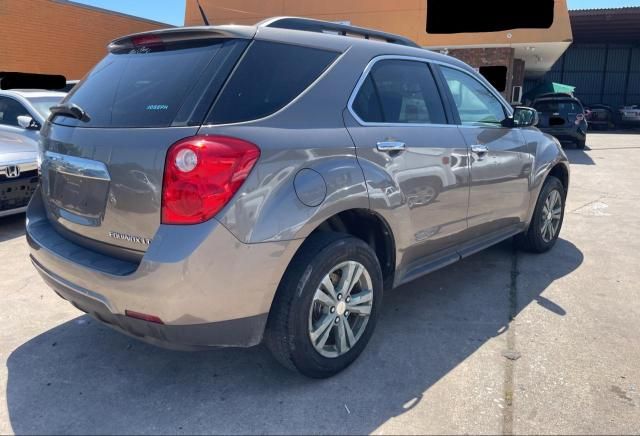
[0,72,66,90]
[108,26,257,52]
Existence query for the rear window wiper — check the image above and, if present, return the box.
[49,103,91,122]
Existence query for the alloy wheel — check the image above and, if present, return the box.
[308,261,373,358]
[540,189,562,242]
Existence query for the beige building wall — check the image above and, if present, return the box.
[0,0,167,79]
[185,0,572,47]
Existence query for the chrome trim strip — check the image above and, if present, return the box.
[376,140,406,151]
[346,54,513,128]
[43,151,110,181]
[0,206,28,218]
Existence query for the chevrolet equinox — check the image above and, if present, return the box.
[26,18,570,378]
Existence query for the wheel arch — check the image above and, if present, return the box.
[525,160,570,230]
[548,161,569,194]
[296,208,396,291]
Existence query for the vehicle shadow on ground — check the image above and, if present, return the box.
[0,214,26,243]
[564,147,596,166]
[6,239,583,434]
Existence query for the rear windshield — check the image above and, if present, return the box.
[534,100,583,114]
[52,39,246,128]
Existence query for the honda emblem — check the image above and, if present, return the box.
[6,165,20,178]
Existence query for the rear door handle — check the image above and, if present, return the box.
[471,144,489,155]
[377,141,406,152]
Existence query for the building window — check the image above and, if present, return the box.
[479,66,508,92]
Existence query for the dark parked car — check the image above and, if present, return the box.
[533,94,588,149]
[585,104,615,130]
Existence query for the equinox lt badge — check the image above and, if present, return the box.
[108,231,152,245]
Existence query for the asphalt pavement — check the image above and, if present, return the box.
[1,132,639,434]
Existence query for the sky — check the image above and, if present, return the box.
[74,0,640,26]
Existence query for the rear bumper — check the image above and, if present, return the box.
[26,189,302,348]
[538,127,586,143]
[33,257,267,350]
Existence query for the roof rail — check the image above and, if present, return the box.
[258,17,421,48]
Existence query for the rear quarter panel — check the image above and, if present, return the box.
[200,40,373,244]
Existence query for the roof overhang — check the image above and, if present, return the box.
[512,42,572,78]
[425,41,572,79]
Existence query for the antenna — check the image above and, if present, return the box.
[196,0,210,26]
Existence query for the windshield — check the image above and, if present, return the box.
[27,97,63,118]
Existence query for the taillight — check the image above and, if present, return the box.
[132,34,164,48]
[162,135,260,225]
[125,310,164,324]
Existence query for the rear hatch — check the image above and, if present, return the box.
[534,99,584,129]
[39,29,251,259]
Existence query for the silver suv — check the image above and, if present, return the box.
[26,18,569,378]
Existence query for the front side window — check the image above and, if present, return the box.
[352,59,447,124]
[0,97,29,127]
[441,66,506,125]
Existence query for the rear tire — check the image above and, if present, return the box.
[265,232,383,378]
[515,176,566,253]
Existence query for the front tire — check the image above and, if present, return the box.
[516,176,566,253]
[265,233,383,378]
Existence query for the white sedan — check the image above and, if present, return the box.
[619,105,640,125]
[0,89,65,217]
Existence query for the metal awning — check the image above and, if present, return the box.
[570,7,640,43]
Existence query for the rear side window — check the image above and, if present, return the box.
[207,41,339,124]
[52,39,246,128]
[352,59,447,124]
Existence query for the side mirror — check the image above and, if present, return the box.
[17,115,40,130]
[512,106,539,128]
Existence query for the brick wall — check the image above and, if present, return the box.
[447,47,516,99]
[512,58,526,101]
[0,0,167,80]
